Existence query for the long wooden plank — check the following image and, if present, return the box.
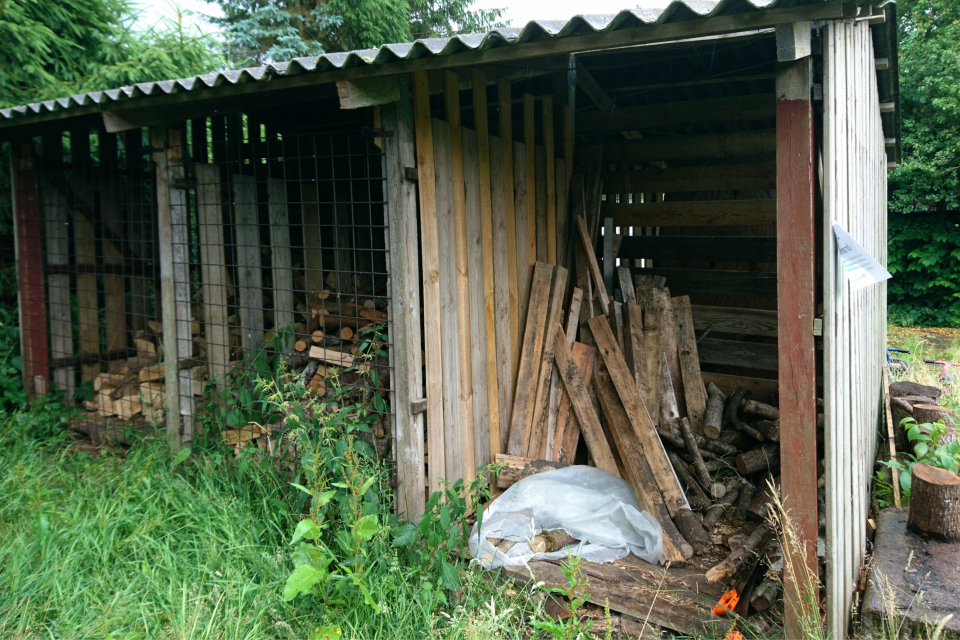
[433,119,464,485]
[617,236,777,262]
[555,158,569,270]
[267,180,295,340]
[655,289,685,418]
[463,127,490,469]
[545,287,583,459]
[413,70,446,493]
[603,130,776,164]
[544,96,557,264]
[381,90,426,519]
[575,216,610,315]
[552,341,595,463]
[690,304,778,337]
[169,135,195,442]
[553,329,620,477]
[446,73,476,484]
[498,78,520,382]
[578,93,775,135]
[622,302,649,405]
[640,282,662,415]
[98,133,127,372]
[233,173,265,354]
[776,57,818,638]
[195,164,231,388]
[506,262,553,456]
[604,200,777,228]
[633,268,778,298]
[490,134,514,452]
[535,146,548,262]
[514,140,532,339]
[698,337,778,371]
[593,370,692,563]
[71,131,99,384]
[601,163,776,194]
[673,296,708,435]
[300,180,324,297]
[473,69,501,460]
[524,93,536,269]
[524,266,568,459]
[587,316,689,517]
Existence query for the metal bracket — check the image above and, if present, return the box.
[813,317,823,337]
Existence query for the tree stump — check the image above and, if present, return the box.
[907,463,960,542]
[890,381,941,403]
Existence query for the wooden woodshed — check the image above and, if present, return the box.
[1,1,899,636]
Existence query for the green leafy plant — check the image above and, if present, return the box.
[530,552,594,640]
[880,418,960,501]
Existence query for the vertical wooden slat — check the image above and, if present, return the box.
[563,102,573,198]
[473,69,502,458]
[233,173,265,354]
[99,133,127,370]
[490,135,514,448]
[498,79,520,381]
[673,296,708,434]
[446,73,476,483]
[413,71,446,493]
[382,84,426,519]
[41,135,74,401]
[71,130,99,383]
[535,146,548,261]
[555,158,568,270]
[301,178,324,297]
[124,129,149,334]
[524,94,536,268]
[433,118,464,484]
[11,143,49,396]
[170,130,195,443]
[777,55,818,639]
[267,180,295,339]
[544,96,557,264]
[463,127,490,469]
[196,164,231,387]
[514,140,532,338]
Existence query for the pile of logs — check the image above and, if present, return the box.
[491,214,794,618]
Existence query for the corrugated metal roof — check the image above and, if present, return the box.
[1,0,839,125]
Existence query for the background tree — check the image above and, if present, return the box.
[202,0,507,66]
[887,0,960,326]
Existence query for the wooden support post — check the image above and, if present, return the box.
[544,96,557,264]
[490,135,514,455]
[446,71,476,484]
[196,164,231,387]
[413,71,446,493]
[524,93,536,270]
[233,173,265,354]
[498,78,520,381]
[40,135,74,402]
[99,133,127,373]
[382,82,426,519]
[267,180,295,342]
[11,143,49,397]
[71,130,100,384]
[124,128,150,334]
[776,56,818,637]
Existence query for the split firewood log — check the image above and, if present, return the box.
[677,508,712,556]
[703,477,742,530]
[742,399,779,421]
[747,476,781,522]
[529,529,580,554]
[706,523,771,583]
[704,383,726,439]
[736,443,780,476]
[723,387,764,441]
[751,578,779,611]
[754,419,780,442]
[657,428,718,460]
[681,416,725,499]
[735,480,758,523]
[668,450,709,507]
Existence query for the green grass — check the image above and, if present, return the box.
[0,413,534,640]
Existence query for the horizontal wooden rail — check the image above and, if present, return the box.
[604,130,775,164]
[699,337,778,371]
[690,304,778,337]
[617,235,776,262]
[578,94,774,135]
[633,267,777,298]
[605,200,776,227]
[601,163,776,193]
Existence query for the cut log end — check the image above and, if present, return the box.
[907,463,960,542]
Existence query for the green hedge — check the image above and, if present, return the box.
[888,211,960,327]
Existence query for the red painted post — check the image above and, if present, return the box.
[777,57,819,636]
[11,142,49,397]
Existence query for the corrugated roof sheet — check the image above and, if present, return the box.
[1,0,839,124]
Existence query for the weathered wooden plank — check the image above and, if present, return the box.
[553,329,620,477]
[655,289,685,417]
[98,133,127,371]
[575,216,610,315]
[594,370,692,563]
[617,235,777,263]
[463,126,490,470]
[232,173,265,354]
[267,180,295,341]
[506,262,553,456]
[525,266,568,459]
[446,72,476,484]
[588,316,689,517]
[413,70,446,493]
[602,217,614,295]
[545,287,582,458]
[552,341,594,464]
[433,118,464,485]
[524,93,536,270]
[603,130,776,164]
[698,337,778,371]
[300,180,324,297]
[673,296,709,435]
[514,139,532,339]
[604,200,777,228]
[474,69,502,459]
[633,268,778,298]
[169,133,195,443]
[640,282,662,415]
[600,163,777,193]
[535,145,548,262]
[71,131,99,383]
[622,302,649,406]
[700,372,778,404]
[578,93,775,135]
[555,157,569,270]
[618,266,637,304]
[544,96,557,264]
[498,78,520,382]
[776,55,819,638]
[690,304,778,337]
[490,134,514,453]
[382,89,426,519]
[195,164,231,388]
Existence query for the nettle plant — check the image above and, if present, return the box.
[880,418,960,502]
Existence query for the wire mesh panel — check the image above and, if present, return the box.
[11,128,161,430]
[165,117,393,458]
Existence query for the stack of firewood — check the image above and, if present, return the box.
[493,214,795,614]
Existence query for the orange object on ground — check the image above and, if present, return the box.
[724,629,743,640]
[712,589,740,616]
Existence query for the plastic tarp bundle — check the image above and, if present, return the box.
[470,466,664,568]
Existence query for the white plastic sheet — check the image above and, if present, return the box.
[470,465,664,568]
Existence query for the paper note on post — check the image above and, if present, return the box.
[833,223,891,291]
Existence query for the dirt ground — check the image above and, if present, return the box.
[887,325,960,359]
